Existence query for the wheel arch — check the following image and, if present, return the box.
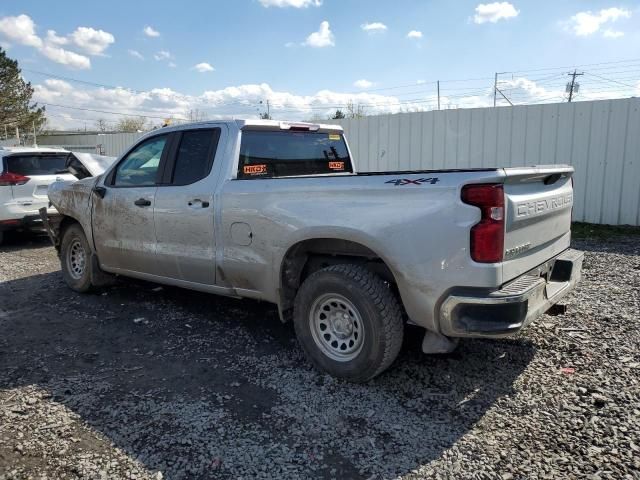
[55,215,84,249]
[278,236,400,322]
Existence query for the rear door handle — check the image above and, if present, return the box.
[134,198,152,207]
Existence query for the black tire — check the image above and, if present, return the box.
[60,223,93,292]
[293,264,404,382]
[0,230,3,246]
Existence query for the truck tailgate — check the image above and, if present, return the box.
[502,165,574,282]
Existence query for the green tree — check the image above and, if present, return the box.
[332,109,346,119]
[0,47,46,137]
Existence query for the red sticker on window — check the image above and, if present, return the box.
[244,164,267,175]
[329,161,345,170]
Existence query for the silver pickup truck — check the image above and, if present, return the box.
[43,119,583,382]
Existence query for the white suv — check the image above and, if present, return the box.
[0,147,78,245]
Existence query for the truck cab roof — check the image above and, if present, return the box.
[141,119,344,138]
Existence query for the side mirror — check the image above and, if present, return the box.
[92,186,107,198]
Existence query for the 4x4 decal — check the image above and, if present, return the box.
[385,177,440,186]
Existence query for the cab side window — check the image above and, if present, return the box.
[170,128,220,185]
[113,135,167,187]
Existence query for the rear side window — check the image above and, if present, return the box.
[5,155,69,176]
[171,128,220,185]
[238,130,352,179]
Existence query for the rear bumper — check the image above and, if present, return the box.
[0,213,59,232]
[1,201,59,232]
[439,248,584,338]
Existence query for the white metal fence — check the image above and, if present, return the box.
[37,132,144,156]
[330,98,640,226]
[35,98,640,225]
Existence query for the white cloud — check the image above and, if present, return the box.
[0,14,42,48]
[32,73,640,131]
[353,79,373,88]
[46,29,68,46]
[0,14,95,69]
[473,2,519,24]
[128,49,144,60]
[603,29,624,38]
[168,62,177,68]
[40,44,91,69]
[361,22,388,32]
[259,0,322,7]
[407,30,423,39]
[143,26,160,37]
[303,21,334,47]
[194,62,215,72]
[154,50,172,61]
[35,71,640,131]
[567,8,631,36]
[70,27,114,55]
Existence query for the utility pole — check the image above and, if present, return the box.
[493,72,509,107]
[567,70,584,102]
[259,100,271,119]
[437,81,441,111]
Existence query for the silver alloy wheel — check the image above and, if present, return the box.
[309,293,365,362]
[67,238,86,280]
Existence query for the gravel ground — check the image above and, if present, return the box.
[0,231,638,479]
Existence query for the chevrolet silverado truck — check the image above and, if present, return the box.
[42,119,583,382]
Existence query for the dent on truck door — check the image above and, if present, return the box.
[153,127,221,285]
[92,135,168,274]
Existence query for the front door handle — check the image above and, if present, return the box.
[134,198,152,207]
[188,199,210,208]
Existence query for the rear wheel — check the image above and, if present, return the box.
[60,224,93,292]
[0,230,3,246]
[293,264,404,382]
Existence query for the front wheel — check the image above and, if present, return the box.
[60,223,94,292]
[293,264,404,382]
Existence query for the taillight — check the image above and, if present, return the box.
[461,184,505,263]
[0,171,30,186]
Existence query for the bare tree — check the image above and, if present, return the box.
[95,118,110,132]
[115,116,148,132]
[188,109,207,122]
[346,101,366,119]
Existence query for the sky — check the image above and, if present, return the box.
[1,0,640,130]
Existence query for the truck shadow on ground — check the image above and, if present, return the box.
[0,270,536,479]
[0,231,52,252]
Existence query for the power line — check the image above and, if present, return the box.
[502,57,640,75]
[21,58,640,127]
[40,102,178,120]
[583,71,637,89]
